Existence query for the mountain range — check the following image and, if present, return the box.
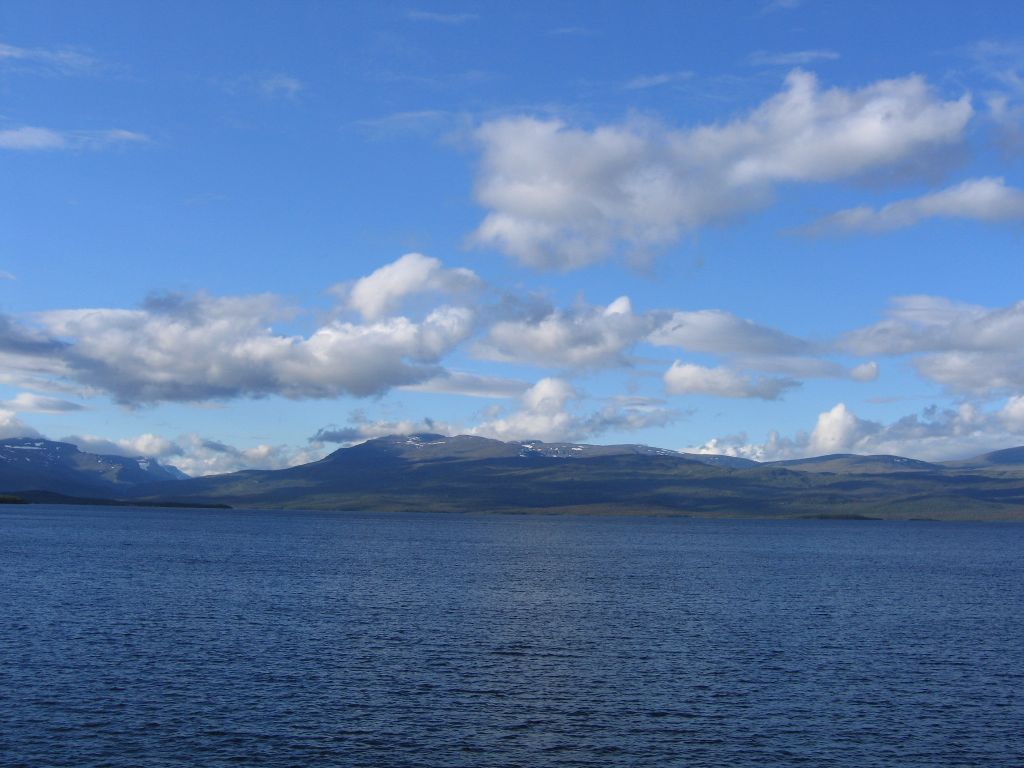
[4,433,1024,519]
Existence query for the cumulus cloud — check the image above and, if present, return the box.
[339,253,481,320]
[0,126,148,151]
[64,433,184,460]
[26,291,474,404]
[312,379,680,445]
[690,398,1024,462]
[471,378,579,442]
[663,361,798,399]
[173,434,325,476]
[805,177,1024,234]
[476,295,655,369]
[807,402,863,454]
[312,387,681,447]
[471,377,680,442]
[844,296,1024,395]
[64,431,323,477]
[0,410,42,439]
[469,70,972,269]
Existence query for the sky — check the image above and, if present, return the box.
[3,0,1024,475]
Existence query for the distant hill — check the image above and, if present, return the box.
[770,454,943,474]
[7,433,1024,520]
[943,446,1024,471]
[120,433,1024,520]
[0,437,188,497]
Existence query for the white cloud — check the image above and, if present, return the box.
[805,177,1024,234]
[648,309,808,355]
[311,382,679,447]
[999,395,1024,431]
[476,296,654,369]
[470,377,679,443]
[0,126,148,151]
[748,50,840,67]
[987,94,1024,154]
[400,370,528,398]
[546,26,598,37]
[470,70,972,268]
[65,433,183,460]
[472,377,578,442]
[310,411,458,445]
[761,0,802,12]
[0,42,98,75]
[625,71,693,90]
[0,271,15,280]
[340,253,481,320]
[844,296,1024,395]
[407,10,478,24]
[259,74,304,99]
[649,310,875,387]
[0,392,84,413]
[691,398,1024,462]
[808,402,862,454]
[0,410,41,439]
[663,361,798,400]
[850,361,880,382]
[64,431,324,476]
[27,291,474,404]
[354,110,455,139]
[175,434,325,476]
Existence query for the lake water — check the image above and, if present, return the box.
[2,505,1022,767]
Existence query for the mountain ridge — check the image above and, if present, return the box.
[0,437,188,498]
[5,434,1024,520]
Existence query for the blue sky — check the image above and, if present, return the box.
[3,0,1024,474]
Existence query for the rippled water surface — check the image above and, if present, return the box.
[2,505,1023,766]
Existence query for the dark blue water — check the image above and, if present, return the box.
[2,506,1022,767]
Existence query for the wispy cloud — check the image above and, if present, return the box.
[760,0,803,14]
[354,110,456,139]
[0,126,148,151]
[802,177,1024,235]
[407,10,479,24]
[748,49,839,66]
[217,72,306,100]
[624,70,693,90]
[546,26,598,38]
[0,41,99,75]
[0,271,14,281]
[0,392,84,413]
[258,73,304,99]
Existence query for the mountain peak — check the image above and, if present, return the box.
[0,437,188,496]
